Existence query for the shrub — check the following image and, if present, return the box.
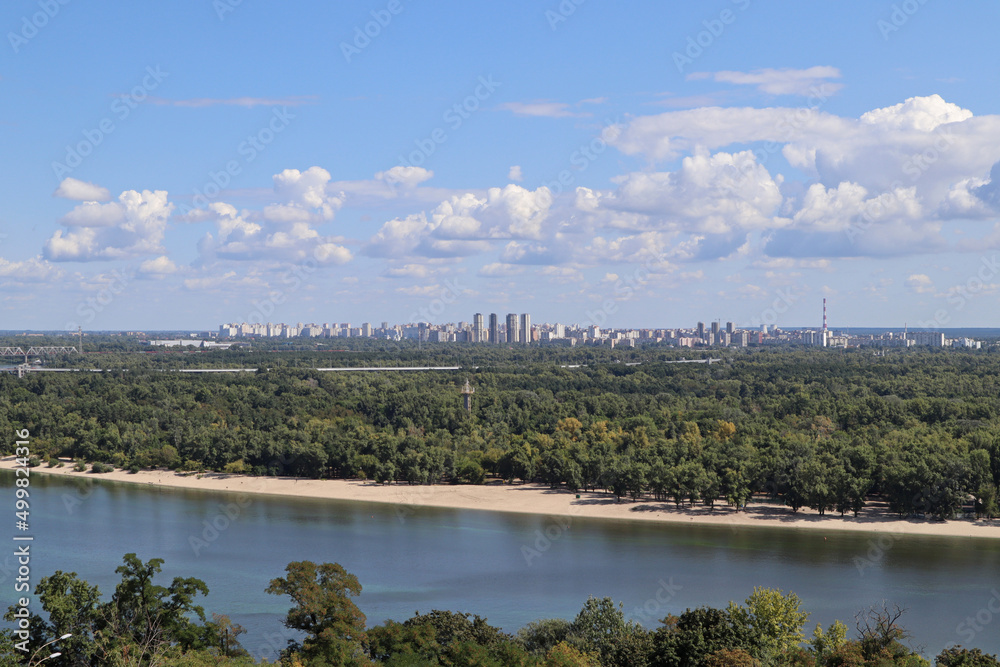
[224,460,248,475]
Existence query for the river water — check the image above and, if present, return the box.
[2,471,998,661]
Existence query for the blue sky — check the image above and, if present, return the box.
[3,0,1000,331]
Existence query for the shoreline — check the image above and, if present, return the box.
[4,458,999,538]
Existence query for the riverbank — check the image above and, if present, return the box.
[4,458,999,538]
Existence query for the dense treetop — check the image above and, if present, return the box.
[3,340,1000,519]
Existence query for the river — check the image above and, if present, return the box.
[2,471,998,661]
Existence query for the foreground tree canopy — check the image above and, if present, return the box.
[4,342,1000,521]
[2,556,993,666]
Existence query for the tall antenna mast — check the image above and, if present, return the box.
[823,298,827,334]
[461,378,475,414]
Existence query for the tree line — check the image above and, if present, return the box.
[3,345,1000,520]
[3,554,995,666]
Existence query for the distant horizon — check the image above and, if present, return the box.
[4,325,1000,335]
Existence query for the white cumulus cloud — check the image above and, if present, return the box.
[45,190,173,261]
[54,177,112,202]
[139,256,179,276]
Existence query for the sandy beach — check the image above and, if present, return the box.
[4,457,998,539]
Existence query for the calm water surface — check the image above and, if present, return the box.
[2,471,998,660]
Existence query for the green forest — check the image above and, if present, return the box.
[2,553,996,666]
[3,341,1000,521]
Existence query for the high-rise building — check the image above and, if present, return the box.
[907,331,945,346]
[697,322,705,339]
[520,313,531,345]
[711,321,720,337]
[726,322,734,335]
[489,313,499,344]
[506,313,519,343]
[473,313,485,343]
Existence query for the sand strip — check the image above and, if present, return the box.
[3,458,998,539]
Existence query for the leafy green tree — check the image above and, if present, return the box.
[936,647,1000,667]
[103,553,212,657]
[454,457,486,485]
[367,620,437,664]
[21,569,102,664]
[369,610,531,666]
[721,467,754,511]
[705,648,760,667]
[727,588,809,664]
[975,483,999,519]
[402,610,511,652]
[518,619,573,656]
[265,561,370,666]
[3,554,215,667]
[650,607,754,667]
[0,632,22,667]
[808,620,848,664]
[569,597,651,667]
[544,641,600,666]
[800,454,838,515]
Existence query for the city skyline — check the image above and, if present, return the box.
[4,3,1000,329]
[214,305,983,350]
